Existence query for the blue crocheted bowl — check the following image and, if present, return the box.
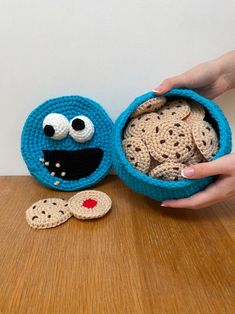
[21,95,113,191]
[113,89,232,201]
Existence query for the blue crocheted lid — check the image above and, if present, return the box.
[21,95,113,191]
[113,89,232,201]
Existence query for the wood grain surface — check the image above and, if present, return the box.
[0,176,234,314]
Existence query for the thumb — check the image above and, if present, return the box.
[181,154,232,179]
[153,75,187,95]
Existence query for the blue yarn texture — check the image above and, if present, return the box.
[113,89,232,201]
[21,96,113,191]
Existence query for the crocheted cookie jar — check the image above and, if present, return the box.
[21,96,113,191]
[113,88,232,201]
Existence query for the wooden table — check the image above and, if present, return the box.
[0,176,234,313]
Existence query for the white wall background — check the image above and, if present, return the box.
[0,0,234,175]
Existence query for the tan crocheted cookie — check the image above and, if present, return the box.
[157,99,191,121]
[26,198,72,229]
[184,100,205,124]
[191,121,219,161]
[185,148,206,165]
[131,96,166,117]
[148,156,161,173]
[146,119,195,163]
[123,113,160,140]
[122,137,151,173]
[68,190,112,220]
[149,162,185,181]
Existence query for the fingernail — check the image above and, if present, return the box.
[181,167,194,178]
[160,202,165,207]
[152,84,163,93]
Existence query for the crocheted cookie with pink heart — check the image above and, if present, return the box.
[122,97,219,181]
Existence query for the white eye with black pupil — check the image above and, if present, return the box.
[43,113,69,140]
[69,115,94,143]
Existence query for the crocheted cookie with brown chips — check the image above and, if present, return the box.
[191,121,219,161]
[146,119,195,163]
[148,156,161,173]
[149,162,185,181]
[68,190,112,220]
[122,137,151,173]
[185,148,206,165]
[26,198,72,229]
[123,113,160,140]
[131,96,166,118]
[184,100,205,124]
[157,99,191,121]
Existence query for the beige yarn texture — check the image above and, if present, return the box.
[122,137,151,173]
[26,198,72,229]
[149,162,185,181]
[191,121,219,161]
[157,99,190,121]
[185,148,206,165]
[68,190,112,220]
[148,156,161,173]
[146,119,195,163]
[124,113,160,140]
[131,96,166,117]
[185,100,205,124]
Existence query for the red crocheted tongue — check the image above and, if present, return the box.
[82,198,97,209]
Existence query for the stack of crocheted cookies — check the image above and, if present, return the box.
[122,96,219,181]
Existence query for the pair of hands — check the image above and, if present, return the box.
[152,51,235,209]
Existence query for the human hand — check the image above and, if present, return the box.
[153,51,235,99]
[161,153,235,209]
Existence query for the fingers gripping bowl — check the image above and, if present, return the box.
[113,89,232,201]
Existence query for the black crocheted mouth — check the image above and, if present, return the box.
[43,148,104,180]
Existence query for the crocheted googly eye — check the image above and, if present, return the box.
[69,115,94,143]
[43,113,69,140]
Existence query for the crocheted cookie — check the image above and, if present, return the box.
[149,162,185,181]
[185,100,205,124]
[185,148,206,165]
[68,190,112,220]
[122,137,151,173]
[157,99,191,121]
[131,96,166,117]
[26,198,72,229]
[146,119,195,163]
[124,113,160,140]
[192,121,219,161]
[148,157,161,173]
